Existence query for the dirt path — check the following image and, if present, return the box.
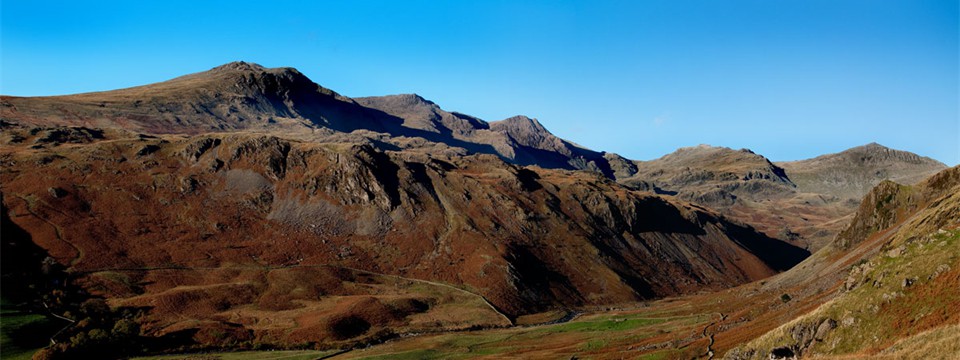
[14,194,84,267]
[702,312,725,359]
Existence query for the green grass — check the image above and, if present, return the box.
[355,347,503,360]
[1,297,62,360]
[534,317,669,333]
[818,228,960,354]
[742,228,960,357]
[579,338,607,351]
[637,349,682,360]
[132,349,341,360]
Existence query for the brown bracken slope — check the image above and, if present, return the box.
[0,63,809,351]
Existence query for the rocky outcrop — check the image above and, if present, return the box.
[834,180,914,249]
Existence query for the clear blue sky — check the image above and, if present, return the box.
[2,1,958,165]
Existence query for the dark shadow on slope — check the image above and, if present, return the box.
[515,168,543,192]
[724,222,810,271]
[1,198,62,303]
[630,197,707,235]
[505,245,584,315]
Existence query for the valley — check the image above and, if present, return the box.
[1,63,955,359]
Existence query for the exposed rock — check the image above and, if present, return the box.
[183,137,221,162]
[48,187,67,198]
[841,317,856,327]
[835,180,913,250]
[136,144,161,157]
[30,126,104,145]
[887,245,904,258]
[769,346,797,360]
[814,318,837,341]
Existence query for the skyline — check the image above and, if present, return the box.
[1,1,957,165]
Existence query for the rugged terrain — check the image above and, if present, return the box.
[294,167,958,360]
[0,128,805,354]
[3,63,941,255]
[619,144,946,251]
[0,62,951,359]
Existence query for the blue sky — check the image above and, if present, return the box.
[2,1,958,165]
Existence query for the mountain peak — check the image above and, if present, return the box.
[490,115,550,137]
[210,61,268,73]
[393,93,438,107]
[777,143,947,199]
[854,142,888,151]
[835,142,944,167]
[495,115,544,129]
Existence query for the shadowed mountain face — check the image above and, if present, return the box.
[356,94,622,177]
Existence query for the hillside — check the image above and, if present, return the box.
[727,165,960,359]
[620,145,851,251]
[315,167,959,360]
[1,61,950,359]
[622,144,795,204]
[0,122,807,354]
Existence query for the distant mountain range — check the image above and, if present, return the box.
[1,61,943,186]
[0,62,947,355]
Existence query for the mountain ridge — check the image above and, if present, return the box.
[777,142,947,200]
[1,62,946,252]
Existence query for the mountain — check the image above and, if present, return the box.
[0,123,808,352]
[356,94,622,177]
[0,61,392,134]
[1,62,624,178]
[619,145,844,251]
[248,167,959,359]
[1,61,949,358]
[622,144,795,204]
[617,143,946,252]
[777,142,947,200]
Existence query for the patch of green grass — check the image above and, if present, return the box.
[356,349,454,360]
[1,297,62,360]
[132,350,341,360]
[579,338,607,351]
[536,317,668,333]
[638,349,681,360]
